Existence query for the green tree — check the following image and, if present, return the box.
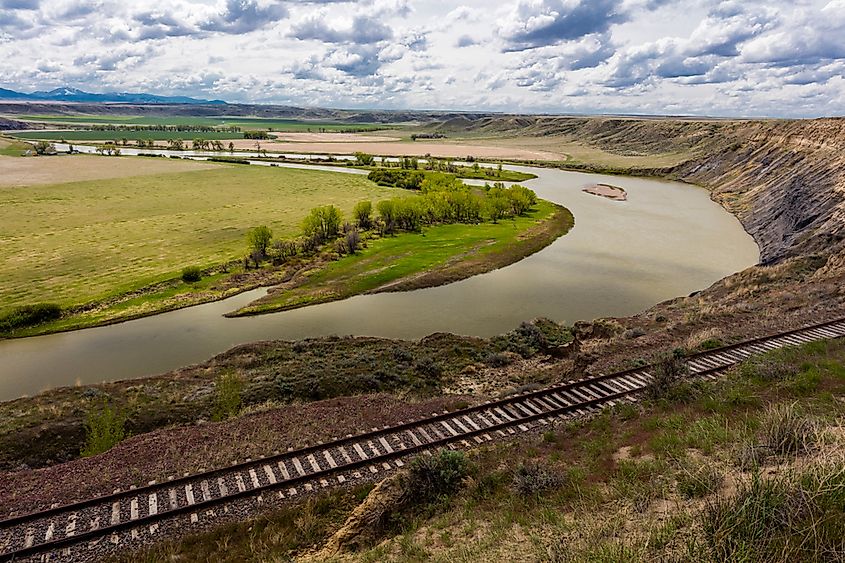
[247,225,273,257]
[34,141,56,155]
[487,195,511,223]
[353,200,373,229]
[377,199,396,232]
[302,205,343,243]
[354,151,375,166]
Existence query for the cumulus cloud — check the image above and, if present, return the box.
[200,0,287,33]
[290,14,393,44]
[497,0,626,51]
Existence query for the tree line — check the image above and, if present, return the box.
[241,174,538,270]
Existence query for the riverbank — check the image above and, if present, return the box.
[0,319,572,475]
[0,196,571,339]
[231,200,573,317]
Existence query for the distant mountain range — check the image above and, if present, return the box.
[0,87,226,105]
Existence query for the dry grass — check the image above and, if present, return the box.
[0,153,213,186]
[0,161,390,311]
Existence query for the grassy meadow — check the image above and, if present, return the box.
[0,137,29,156]
[0,163,393,314]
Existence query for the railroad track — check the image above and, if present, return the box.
[3,317,845,562]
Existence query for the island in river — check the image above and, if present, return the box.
[583,183,627,201]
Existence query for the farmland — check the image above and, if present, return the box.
[0,151,568,337]
[13,114,391,132]
[0,159,392,314]
[11,130,247,141]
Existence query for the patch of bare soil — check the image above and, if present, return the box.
[268,132,402,143]
[0,153,213,187]
[0,394,470,515]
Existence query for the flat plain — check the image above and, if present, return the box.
[0,153,213,186]
[0,160,392,312]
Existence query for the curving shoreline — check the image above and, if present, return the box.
[230,202,574,317]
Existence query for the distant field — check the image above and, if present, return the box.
[14,114,390,132]
[11,130,246,141]
[0,137,29,156]
[0,164,393,312]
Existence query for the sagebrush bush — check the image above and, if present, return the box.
[739,356,794,381]
[0,303,61,332]
[181,266,202,283]
[512,461,563,497]
[213,371,243,422]
[484,351,516,367]
[734,441,769,471]
[407,450,470,504]
[645,351,689,401]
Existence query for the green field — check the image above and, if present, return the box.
[11,130,246,141]
[14,114,389,132]
[235,200,571,316]
[0,164,394,313]
[0,137,29,156]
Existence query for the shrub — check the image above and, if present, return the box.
[212,371,243,422]
[0,303,62,332]
[181,266,202,283]
[734,441,769,471]
[623,327,646,339]
[644,351,689,401]
[739,356,794,381]
[760,403,816,455]
[407,450,470,505]
[354,151,374,166]
[271,239,298,265]
[344,227,361,254]
[512,461,562,497]
[81,402,127,457]
[484,351,517,367]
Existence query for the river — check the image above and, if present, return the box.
[0,157,759,400]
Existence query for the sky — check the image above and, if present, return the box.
[1,0,844,117]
